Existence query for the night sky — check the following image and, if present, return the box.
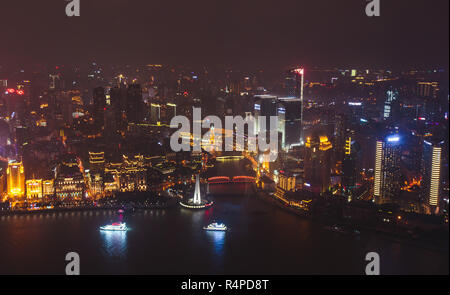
[1,0,448,69]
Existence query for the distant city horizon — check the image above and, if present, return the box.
[0,0,448,278]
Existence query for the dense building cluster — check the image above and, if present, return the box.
[0,65,448,223]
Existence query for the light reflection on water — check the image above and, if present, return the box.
[100,230,128,258]
[0,159,448,275]
[205,230,226,255]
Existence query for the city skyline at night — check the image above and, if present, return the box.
[0,0,448,283]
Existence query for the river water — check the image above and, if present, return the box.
[0,159,447,274]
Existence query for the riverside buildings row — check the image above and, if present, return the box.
[0,65,448,217]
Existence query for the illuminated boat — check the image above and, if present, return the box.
[203,222,227,231]
[99,222,128,231]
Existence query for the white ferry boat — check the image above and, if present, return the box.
[100,222,128,231]
[203,222,227,231]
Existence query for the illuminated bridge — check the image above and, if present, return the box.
[207,176,255,184]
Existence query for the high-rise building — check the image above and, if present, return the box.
[277,104,286,149]
[421,139,443,212]
[333,113,348,168]
[303,134,333,194]
[374,141,383,200]
[150,103,161,124]
[126,84,144,124]
[7,160,25,201]
[416,82,439,99]
[279,97,302,147]
[284,70,300,97]
[373,134,402,203]
[165,102,177,124]
[342,137,360,188]
[92,87,106,131]
[294,68,304,143]
[254,95,286,148]
[383,88,399,120]
[108,86,127,133]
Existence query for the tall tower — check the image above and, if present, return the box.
[342,137,359,188]
[421,139,443,212]
[193,174,202,204]
[383,88,399,120]
[150,103,161,124]
[7,160,25,201]
[293,68,304,143]
[373,135,402,203]
[304,134,333,194]
[374,141,383,200]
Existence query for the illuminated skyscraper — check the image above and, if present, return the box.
[254,95,285,149]
[342,137,360,188]
[165,102,177,124]
[304,134,333,194]
[421,139,443,212]
[416,82,439,99]
[254,95,277,135]
[373,135,402,203]
[277,104,286,149]
[293,68,305,143]
[284,70,299,97]
[7,160,25,201]
[374,141,383,200]
[150,103,161,124]
[276,96,302,148]
[383,88,399,120]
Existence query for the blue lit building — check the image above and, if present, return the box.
[374,134,402,203]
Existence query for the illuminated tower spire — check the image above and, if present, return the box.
[193,174,201,204]
[299,68,304,143]
[294,68,305,144]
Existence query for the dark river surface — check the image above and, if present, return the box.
[0,159,448,275]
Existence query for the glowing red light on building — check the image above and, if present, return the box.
[294,68,304,75]
[7,88,15,93]
[16,90,24,95]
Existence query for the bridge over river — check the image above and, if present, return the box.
[205,157,255,195]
